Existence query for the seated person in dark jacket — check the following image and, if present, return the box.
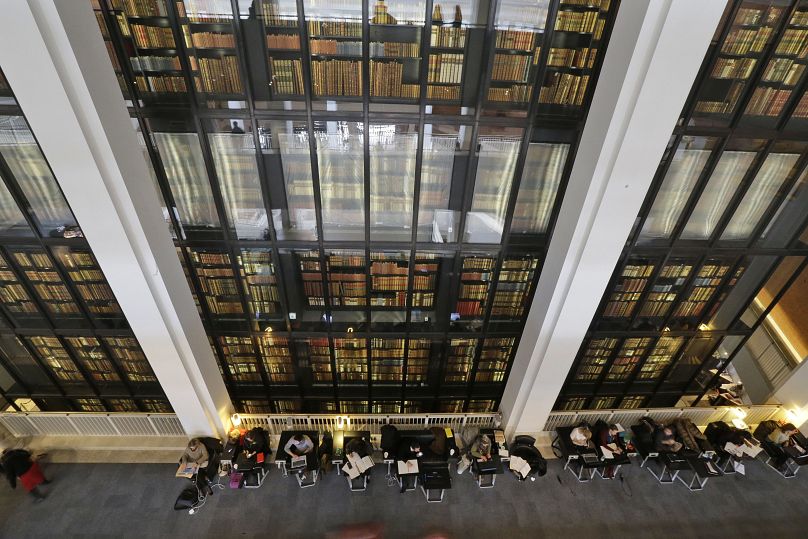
[236,428,268,469]
[0,448,49,501]
[655,426,683,454]
[396,438,421,492]
[598,424,625,479]
[345,437,374,481]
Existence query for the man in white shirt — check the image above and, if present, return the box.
[284,434,314,457]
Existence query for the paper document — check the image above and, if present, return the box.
[357,455,374,473]
[498,448,509,458]
[734,460,746,475]
[494,430,505,444]
[600,446,614,460]
[175,463,198,478]
[508,456,532,479]
[342,462,360,479]
[398,459,419,474]
[741,442,763,458]
[607,443,619,451]
[724,442,744,458]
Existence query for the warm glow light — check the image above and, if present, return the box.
[347,327,354,333]
[336,415,350,429]
[264,326,273,332]
[231,413,242,427]
[698,323,710,331]
[733,407,747,419]
[663,326,671,332]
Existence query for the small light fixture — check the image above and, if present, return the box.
[733,407,747,420]
[663,326,671,332]
[231,413,242,427]
[347,327,354,333]
[264,326,273,332]
[336,415,350,429]
[698,323,710,331]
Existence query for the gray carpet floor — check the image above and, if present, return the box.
[0,457,806,538]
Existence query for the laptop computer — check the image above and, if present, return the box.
[290,455,307,469]
[582,454,599,464]
[477,458,498,473]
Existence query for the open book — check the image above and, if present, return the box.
[342,462,360,479]
[508,455,532,479]
[398,459,419,474]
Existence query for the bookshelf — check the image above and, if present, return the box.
[102,337,158,384]
[305,0,364,99]
[326,250,366,307]
[536,0,612,115]
[369,251,408,308]
[25,336,87,386]
[670,260,732,325]
[237,249,282,322]
[370,337,404,384]
[248,0,305,102]
[295,337,332,386]
[52,247,123,323]
[426,1,478,105]
[636,336,685,381]
[369,128,417,240]
[9,249,82,321]
[635,259,694,327]
[444,337,478,384]
[258,333,295,384]
[491,255,540,321]
[510,142,570,236]
[474,336,514,383]
[0,252,41,324]
[296,249,325,307]
[603,337,653,383]
[455,255,496,326]
[314,125,365,240]
[411,252,439,309]
[405,338,430,386]
[64,337,121,384]
[573,337,616,382]
[369,1,424,101]
[692,2,786,125]
[601,259,656,321]
[108,399,140,412]
[334,336,367,384]
[188,248,245,322]
[219,335,261,384]
[92,1,131,99]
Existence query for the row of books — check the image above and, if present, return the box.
[555,10,600,34]
[58,252,96,267]
[464,258,495,270]
[198,278,238,296]
[191,32,235,49]
[369,62,419,98]
[115,0,167,17]
[311,59,362,96]
[792,11,808,27]
[269,58,304,95]
[328,254,364,267]
[370,262,408,275]
[431,26,465,48]
[561,0,610,7]
[371,42,420,57]
[673,301,708,318]
[176,1,230,23]
[602,300,638,318]
[487,85,531,102]
[774,29,808,57]
[746,87,790,116]
[456,300,484,316]
[307,20,362,37]
[197,56,243,94]
[637,298,674,318]
[494,29,536,51]
[75,284,116,302]
[539,72,590,106]
[131,55,180,71]
[426,84,460,100]
[499,268,534,281]
[547,47,597,69]
[135,74,186,92]
[491,55,531,82]
[246,285,279,301]
[267,34,300,50]
[428,53,463,83]
[721,28,772,56]
[712,57,756,79]
[131,24,174,48]
[762,58,804,85]
[31,284,73,302]
[204,297,243,314]
[734,7,770,26]
[310,39,362,55]
[13,252,51,269]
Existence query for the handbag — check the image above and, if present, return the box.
[229,472,243,489]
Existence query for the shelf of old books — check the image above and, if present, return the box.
[669,259,733,327]
[443,337,478,385]
[705,260,748,322]
[370,337,404,384]
[536,0,612,116]
[326,250,367,308]
[305,0,364,99]
[295,337,333,386]
[102,336,159,385]
[599,258,657,324]
[63,337,123,386]
[411,253,439,311]
[368,1,424,101]
[258,333,295,384]
[603,337,654,384]
[473,336,514,384]
[691,1,787,127]
[176,0,245,105]
[297,250,326,307]
[219,335,262,384]
[107,0,186,101]
[0,251,44,326]
[405,338,431,387]
[453,255,496,331]
[369,251,409,308]
[741,4,808,127]
[572,337,616,382]
[25,336,90,391]
[369,127,418,241]
[237,248,282,323]
[92,0,131,100]
[334,336,367,385]
[490,255,540,324]
[8,248,84,325]
[635,335,685,382]
[187,248,246,325]
[634,258,695,329]
[51,247,124,327]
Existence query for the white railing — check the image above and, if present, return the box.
[238,413,500,436]
[543,405,787,432]
[0,413,185,438]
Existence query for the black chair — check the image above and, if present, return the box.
[510,435,546,481]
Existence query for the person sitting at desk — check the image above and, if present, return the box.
[570,425,594,450]
[284,433,314,458]
[470,434,493,462]
[345,437,373,482]
[239,427,268,468]
[768,423,800,446]
[598,424,624,479]
[655,426,683,454]
[396,438,421,493]
[180,438,209,467]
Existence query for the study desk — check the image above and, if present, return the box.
[420,462,451,502]
[677,456,722,491]
[332,430,371,475]
[480,428,509,461]
[471,454,504,488]
[647,452,693,484]
[276,430,320,488]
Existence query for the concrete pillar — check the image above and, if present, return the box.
[499,0,728,437]
[0,0,232,437]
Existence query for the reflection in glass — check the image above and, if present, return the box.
[637,336,684,381]
[721,153,800,240]
[0,174,32,236]
[0,116,76,236]
[133,119,174,237]
[370,126,417,241]
[680,151,756,240]
[208,133,268,239]
[154,133,220,230]
[418,131,458,242]
[740,256,805,329]
[640,141,714,241]
[275,126,317,240]
[510,143,569,235]
[0,334,55,392]
[316,122,364,241]
[465,136,521,243]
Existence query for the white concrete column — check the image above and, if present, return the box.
[0,0,232,437]
[500,0,727,437]
[774,364,808,430]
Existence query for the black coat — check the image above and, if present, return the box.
[397,438,420,461]
[0,450,33,489]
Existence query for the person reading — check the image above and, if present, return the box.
[570,425,594,450]
[177,438,209,478]
[655,426,683,454]
[470,434,493,462]
[396,438,421,493]
[284,434,314,458]
[599,424,625,478]
[235,427,268,472]
[768,423,804,472]
[345,437,374,482]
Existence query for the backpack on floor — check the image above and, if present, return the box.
[173,486,201,511]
